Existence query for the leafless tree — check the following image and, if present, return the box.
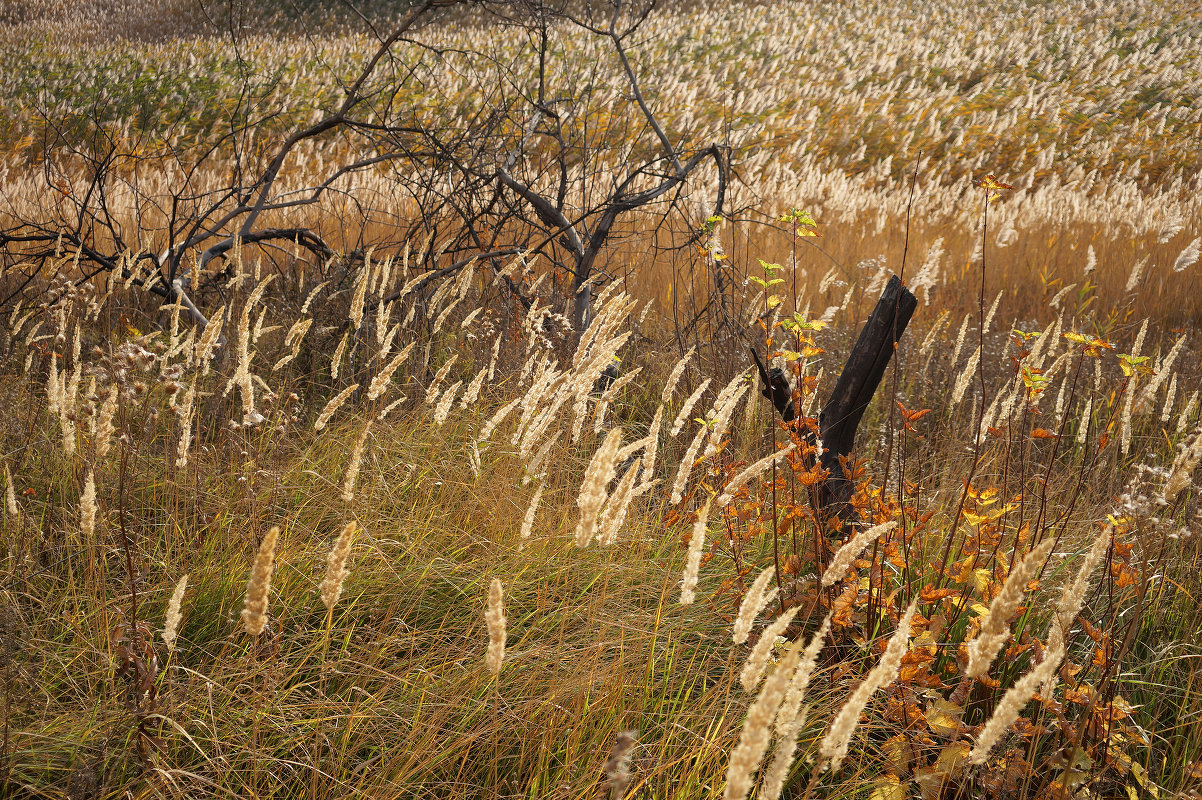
[0,0,729,338]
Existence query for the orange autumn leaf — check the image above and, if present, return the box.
[920,584,960,602]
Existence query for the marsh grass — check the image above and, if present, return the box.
[1,1,1201,797]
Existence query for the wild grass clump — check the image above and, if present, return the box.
[0,3,1200,798]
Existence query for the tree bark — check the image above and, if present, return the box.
[817,274,917,519]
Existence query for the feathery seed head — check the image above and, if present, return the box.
[163,574,188,653]
[320,522,358,610]
[241,526,280,636]
[485,578,506,676]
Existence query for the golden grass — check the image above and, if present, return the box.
[1,2,1201,798]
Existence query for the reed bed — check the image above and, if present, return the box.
[0,1,1200,798]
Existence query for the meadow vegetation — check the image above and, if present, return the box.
[1,0,1200,798]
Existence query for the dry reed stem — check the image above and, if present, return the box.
[241,526,280,636]
[320,522,358,610]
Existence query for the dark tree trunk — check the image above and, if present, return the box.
[817,274,917,519]
[751,274,917,527]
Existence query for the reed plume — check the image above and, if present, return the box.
[163,574,188,653]
[367,341,414,401]
[760,612,833,800]
[3,464,17,518]
[79,468,97,540]
[485,578,506,676]
[679,497,711,605]
[703,376,748,459]
[341,422,373,502]
[314,384,360,432]
[433,380,462,425]
[597,457,641,546]
[241,526,280,636]
[320,522,358,611]
[819,599,917,771]
[660,346,695,403]
[670,378,711,437]
[965,536,1056,678]
[821,521,897,588]
[1164,423,1202,503]
[426,355,459,404]
[739,606,801,691]
[575,427,623,547]
[732,567,777,646]
[718,445,795,508]
[670,423,708,505]
[723,634,806,800]
[330,332,350,380]
[1172,236,1200,272]
[969,637,1065,764]
[521,484,544,539]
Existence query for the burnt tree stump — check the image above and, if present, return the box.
[819,275,917,518]
[752,274,917,525]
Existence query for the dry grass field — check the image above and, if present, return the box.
[1,0,1200,798]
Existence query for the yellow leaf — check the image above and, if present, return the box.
[870,775,906,800]
[936,742,971,773]
[925,700,964,738]
[1131,761,1160,799]
[969,568,993,596]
